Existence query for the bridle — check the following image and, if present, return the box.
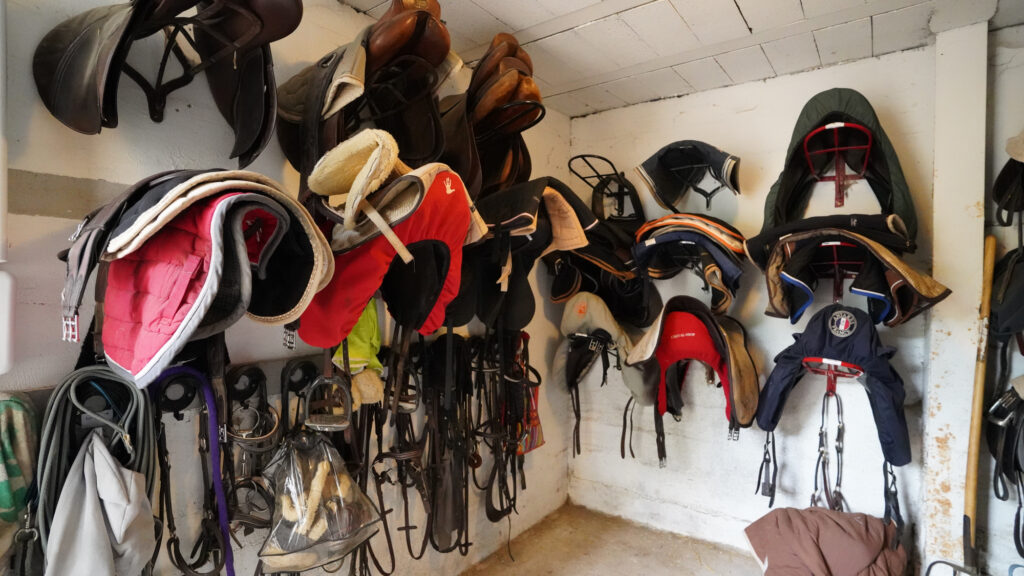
[152,366,236,576]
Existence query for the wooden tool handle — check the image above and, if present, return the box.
[964,235,998,553]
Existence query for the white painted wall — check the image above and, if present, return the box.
[567,46,939,562]
[0,0,573,573]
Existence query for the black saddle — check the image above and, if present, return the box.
[33,0,302,167]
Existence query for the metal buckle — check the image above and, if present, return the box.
[62,315,79,342]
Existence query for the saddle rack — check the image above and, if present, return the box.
[803,121,873,208]
[802,356,864,512]
[568,154,634,218]
[808,239,863,303]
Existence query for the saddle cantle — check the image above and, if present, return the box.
[33,0,302,167]
[467,34,545,197]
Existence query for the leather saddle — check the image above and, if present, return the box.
[276,0,452,198]
[467,34,545,196]
[33,0,301,167]
[626,295,759,464]
[544,193,663,329]
[446,177,591,331]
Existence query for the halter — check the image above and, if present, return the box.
[802,122,873,208]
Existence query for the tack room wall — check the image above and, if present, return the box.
[566,45,937,563]
[1,0,573,573]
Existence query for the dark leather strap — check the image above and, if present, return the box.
[620,397,635,460]
[756,431,777,507]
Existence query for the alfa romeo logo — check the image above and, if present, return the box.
[828,310,856,338]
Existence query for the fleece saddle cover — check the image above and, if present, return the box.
[298,164,472,347]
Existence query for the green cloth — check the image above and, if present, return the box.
[0,393,39,559]
[333,298,383,375]
[761,88,917,241]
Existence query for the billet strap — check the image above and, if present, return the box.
[1016,475,1024,558]
[811,389,845,512]
[654,410,666,468]
[620,397,635,460]
[882,462,903,549]
[570,386,580,457]
[11,484,41,576]
[59,171,174,341]
[163,366,236,576]
[756,431,777,507]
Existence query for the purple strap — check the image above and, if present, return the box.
[160,366,236,576]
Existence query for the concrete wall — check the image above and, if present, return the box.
[567,46,938,560]
[0,0,572,573]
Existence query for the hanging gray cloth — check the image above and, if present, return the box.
[44,431,155,576]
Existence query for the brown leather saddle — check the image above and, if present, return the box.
[276,0,452,200]
[467,33,545,197]
[33,0,302,167]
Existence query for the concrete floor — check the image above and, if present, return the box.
[462,504,761,575]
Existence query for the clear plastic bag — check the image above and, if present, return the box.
[259,429,379,572]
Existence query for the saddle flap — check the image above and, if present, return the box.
[32,4,136,134]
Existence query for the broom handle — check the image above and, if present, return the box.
[964,235,997,564]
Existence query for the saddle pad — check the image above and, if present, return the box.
[103,193,287,386]
[104,170,333,324]
[553,292,652,406]
[298,166,471,348]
